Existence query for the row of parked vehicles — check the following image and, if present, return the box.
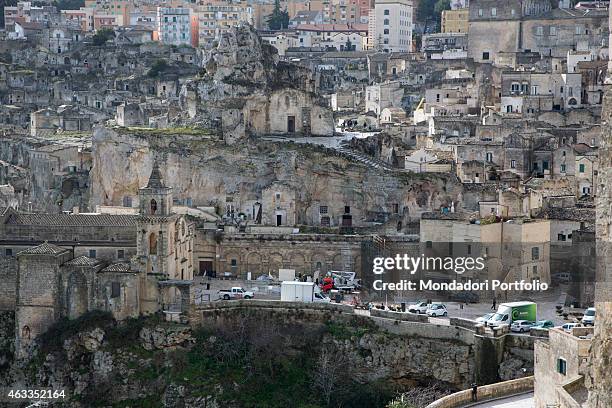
[407,301,448,317]
[475,302,596,334]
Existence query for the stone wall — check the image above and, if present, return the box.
[0,257,17,311]
[193,300,535,389]
[425,376,534,408]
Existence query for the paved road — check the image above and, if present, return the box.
[466,392,534,408]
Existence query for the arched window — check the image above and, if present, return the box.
[149,233,158,255]
[22,325,30,340]
[150,199,157,214]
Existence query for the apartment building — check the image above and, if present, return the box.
[157,7,195,46]
[195,0,253,47]
[369,0,413,52]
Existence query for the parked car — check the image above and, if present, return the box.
[560,323,579,333]
[475,313,494,324]
[531,320,555,330]
[582,308,596,326]
[510,320,535,333]
[552,272,571,283]
[426,304,448,317]
[218,287,254,300]
[408,301,429,314]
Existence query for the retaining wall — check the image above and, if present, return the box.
[425,376,534,408]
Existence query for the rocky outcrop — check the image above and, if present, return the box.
[139,326,195,351]
[90,126,467,227]
[586,78,612,408]
[0,311,15,373]
[178,25,334,140]
[331,332,473,387]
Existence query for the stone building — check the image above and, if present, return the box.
[4,163,195,357]
[534,326,594,408]
[468,0,608,64]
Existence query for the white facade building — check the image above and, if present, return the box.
[157,7,192,46]
[371,0,413,52]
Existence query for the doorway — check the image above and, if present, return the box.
[276,214,283,226]
[199,260,214,277]
[287,116,295,133]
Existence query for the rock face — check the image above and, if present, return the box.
[586,74,612,407]
[139,326,195,351]
[90,126,467,228]
[331,332,473,387]
[179,25,335,141]
[0,311,15,373]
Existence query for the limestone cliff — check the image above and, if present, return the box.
[1,311,475,407]
[89,126,466,227]
[586,83,612,408]
[178,25,334,140]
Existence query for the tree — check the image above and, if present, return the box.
[92,28,115,46]
[345,39,353,51]
[266,0,289,30]
[434,0,451,15]
[417,0,451,30]
[54,0,84,11]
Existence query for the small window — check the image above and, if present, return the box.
[557,358,567,375]
[426,241,433,248]
[482,52,490,60]
[344,206,351,214]
[511,160,516,169]
[491,7,496,16]
[150,199,157,214]
[531,247,539,260]
[383,9,389,15]
[321,216,330,226]
[561,164,566,172]
[536,26,543,36]
[478,9,483,16]
[5,248,13,256]
[383,19,389,25]
[111,281,120,298]
[89,249,97,258]
[579,164,585,173]
[117,249,125,259]
[319,206,328,214]
[558,234,566,242]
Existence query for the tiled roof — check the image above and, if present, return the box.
[18,242,68,255]
[101,263,131,272]
[64,256,102,267]
[4,213,138,227]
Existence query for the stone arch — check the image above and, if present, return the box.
[66,271,88,319]
[290,253,306,275]
[332,254,344,271]
[246,252,262,277]
[224,251,241,276]
[311,252,328,275]
[268,253,284,277]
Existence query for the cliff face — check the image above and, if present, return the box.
[89,126,465,226]
[586,81,612,408]
[1,311,477,407]
[178,25,334,139]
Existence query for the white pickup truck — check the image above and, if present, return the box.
[218,287,254,300]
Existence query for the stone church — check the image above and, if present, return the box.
[7,162,195,357]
